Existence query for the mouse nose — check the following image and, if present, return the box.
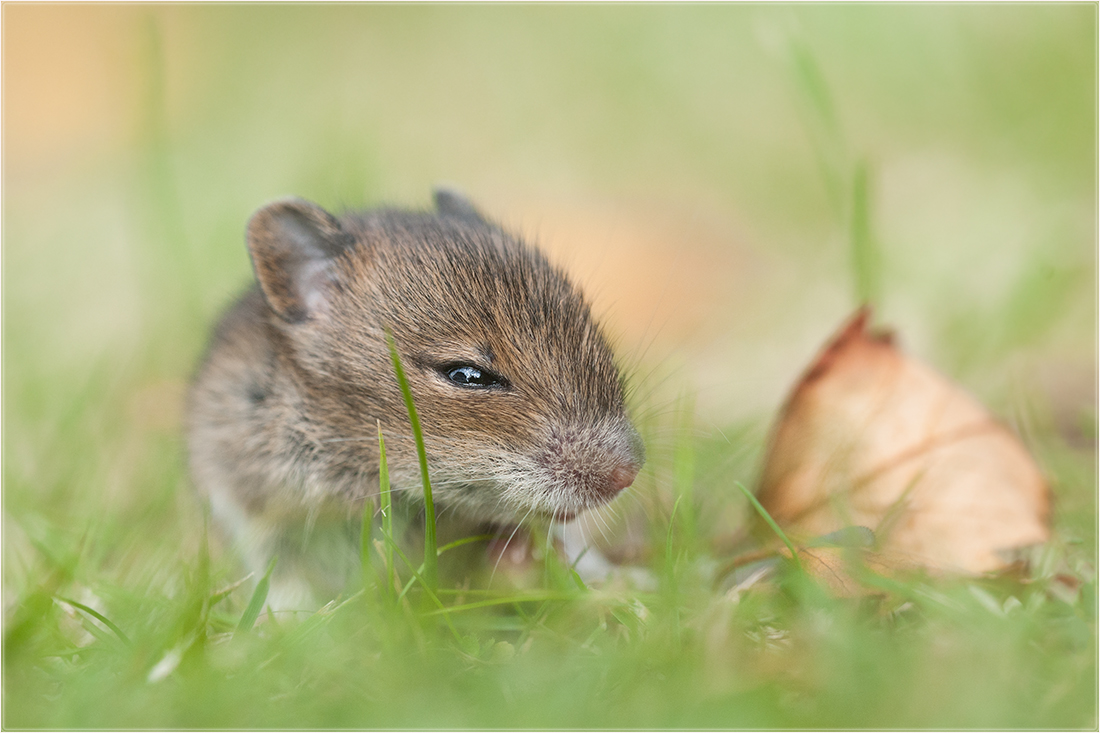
[604,463,640,497]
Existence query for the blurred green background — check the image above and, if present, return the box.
[3,4,1096,728]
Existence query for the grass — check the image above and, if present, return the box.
[4,457,1095,728]
[4,5,1096,730]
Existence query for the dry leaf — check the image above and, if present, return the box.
[756,308,1050,574]
[719,527,915,599]
[780,545,896,597]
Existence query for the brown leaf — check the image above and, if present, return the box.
[717,539,912,601]
[719,529,916,599]
[781,545,894,597]
[756,308,1050,574]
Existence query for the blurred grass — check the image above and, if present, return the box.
[3,4,1096,729]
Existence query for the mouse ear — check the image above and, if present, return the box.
[433,186,489,226]
[246,198,353,323]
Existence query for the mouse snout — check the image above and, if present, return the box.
[594,425,645,499]
[585,448,643,504]
[535,421,645,511]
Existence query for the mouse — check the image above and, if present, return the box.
[185,188,645,610]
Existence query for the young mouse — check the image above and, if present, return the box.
[186,189,645,609]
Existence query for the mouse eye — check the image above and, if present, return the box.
[443,364,506,389]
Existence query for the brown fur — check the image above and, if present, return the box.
[186,191,643,607]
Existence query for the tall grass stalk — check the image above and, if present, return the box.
[849,159,880,307]
[136,13,200,332]
[385,331,438,591]
[782,32,883,311]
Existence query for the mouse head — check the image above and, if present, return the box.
[246,190,644,524]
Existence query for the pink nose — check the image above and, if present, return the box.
[606,464,640,496]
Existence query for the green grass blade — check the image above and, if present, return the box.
[360,484,374,594]
[209,574,255,607]
[788,36,847,219]
[379,423,393,592]
[54,597,131,646]
[568,547,591,591]
[782,33,884,310]
[398,571,420,603]
[235,556,277,636]
[385,331,437,591]
[735,482,803,573]
[366,420,395,600]
[437,534,495,557]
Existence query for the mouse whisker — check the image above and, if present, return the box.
[589,510,613,547]
[487,507,534,589]
[621,487,648,515]
[576,515,593,549]
[546,515,556,564]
